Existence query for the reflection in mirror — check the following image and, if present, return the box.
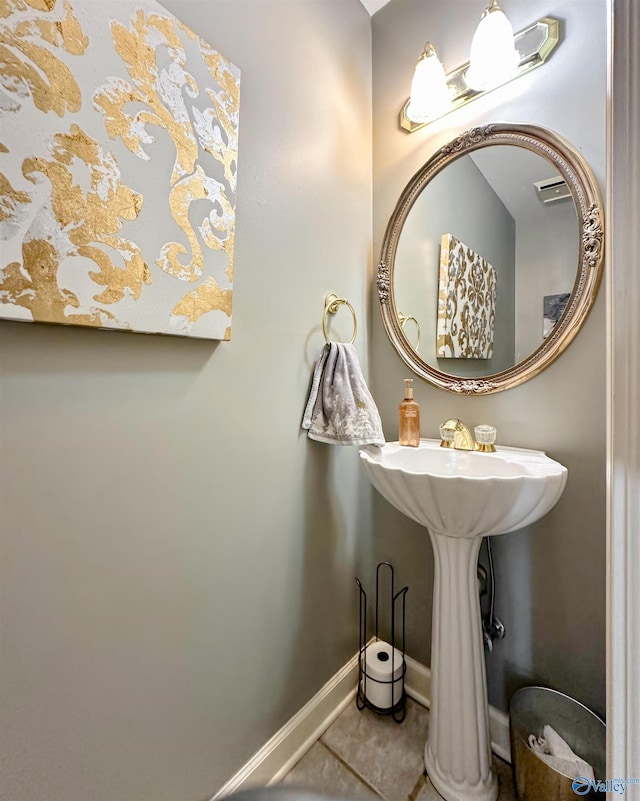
[398,311,421,351]
[393,146,579,378]
[378,124,604,394]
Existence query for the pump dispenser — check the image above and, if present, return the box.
[399,378,420,447]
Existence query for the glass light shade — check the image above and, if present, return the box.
[465,3,519,92]
[406,44,451,123]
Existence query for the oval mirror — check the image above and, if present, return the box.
[377,123,604,394]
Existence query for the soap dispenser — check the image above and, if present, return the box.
[399,378,420,447]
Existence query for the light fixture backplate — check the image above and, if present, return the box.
[400,17,560,133]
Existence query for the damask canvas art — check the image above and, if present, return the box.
[0,0,240,339]
[436,233,497,359]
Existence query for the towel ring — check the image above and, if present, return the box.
[322,293,357,344]
[398,313,421,352]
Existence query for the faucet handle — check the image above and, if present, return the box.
[439,422,457,448]
[474,424,497,453]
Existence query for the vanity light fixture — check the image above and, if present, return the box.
[405,43,451,124]
[466,0,519,92]
[401,14,560,133]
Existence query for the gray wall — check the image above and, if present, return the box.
[372,0,606,716]
[395,154,516,375]
[469,145,580,361]
[514,195,580,360]
[0,2,372,800]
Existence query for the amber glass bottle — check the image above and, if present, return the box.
[399,378,420,447]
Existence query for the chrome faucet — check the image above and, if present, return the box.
[439,419,497,452]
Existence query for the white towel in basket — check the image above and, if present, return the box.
[527,725,595,781]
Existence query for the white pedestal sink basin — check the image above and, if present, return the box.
[360,439,567,801]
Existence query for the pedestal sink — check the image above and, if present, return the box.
[359,439,567,801]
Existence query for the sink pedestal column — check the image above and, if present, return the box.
[424,530,497,801]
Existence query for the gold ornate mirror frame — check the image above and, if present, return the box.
[377,123,605,394]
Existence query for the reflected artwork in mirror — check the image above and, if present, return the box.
[436,233,497,360]
[377,123,604,394]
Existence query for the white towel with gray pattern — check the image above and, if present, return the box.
[302,343,385,446]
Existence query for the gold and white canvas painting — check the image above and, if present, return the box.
[0,0,240,339]
[436,233,496,359]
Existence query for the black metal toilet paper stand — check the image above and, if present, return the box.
[356,562,408,723]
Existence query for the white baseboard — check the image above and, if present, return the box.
[211,652,360,799]
[212,648,511,799]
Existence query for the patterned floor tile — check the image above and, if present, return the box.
[495,756,517,801]
[282,741,381,801]
[412,775,443,801]
[412,756,516,801]
[280,697,517,801]
[320,698,429,801]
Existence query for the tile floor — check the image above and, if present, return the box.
[281,697,516,801]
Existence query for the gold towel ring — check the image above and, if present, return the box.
[322,293,357,344]
[398,312,421,351]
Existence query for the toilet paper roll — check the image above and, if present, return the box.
[362,640,404,710]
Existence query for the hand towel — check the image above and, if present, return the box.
[527,726,595,781]
[301,342,385,446]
